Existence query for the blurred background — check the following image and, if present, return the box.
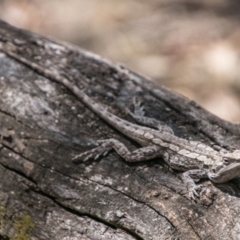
[1,0,240,122]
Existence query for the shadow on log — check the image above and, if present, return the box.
[1,20,240,239]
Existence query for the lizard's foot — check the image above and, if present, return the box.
[72,144,111,163]
[187,183,200,200]
[187,182,215,204]
[181,169,209,200]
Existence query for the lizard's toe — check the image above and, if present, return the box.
[72,146,111,163]
[188,187,199,200]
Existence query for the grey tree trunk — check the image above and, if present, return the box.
[0,20,240,240]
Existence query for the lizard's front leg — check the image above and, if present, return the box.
[182,169,208,199]
[72,138,161,163]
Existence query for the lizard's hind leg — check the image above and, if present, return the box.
[72,138,162,163]
[128,98,173,134]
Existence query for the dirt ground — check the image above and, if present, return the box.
[1,0,240,122]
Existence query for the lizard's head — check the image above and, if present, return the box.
[208,161,240,183]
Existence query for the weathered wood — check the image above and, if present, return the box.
[0,20,240,240]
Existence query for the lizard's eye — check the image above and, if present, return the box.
[223,158,230,165]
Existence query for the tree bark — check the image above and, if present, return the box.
[1,20,240,240]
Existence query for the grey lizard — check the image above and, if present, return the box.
[1,46,240,199]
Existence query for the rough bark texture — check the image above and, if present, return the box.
[1,20,240,240]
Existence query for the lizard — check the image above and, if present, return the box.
[1,46,240,199]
